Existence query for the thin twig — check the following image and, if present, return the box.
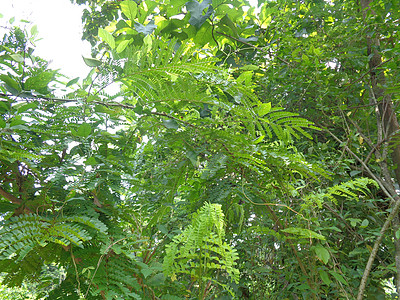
[241,181,307,220]
[84,237,127,298]
[71,247,81,296]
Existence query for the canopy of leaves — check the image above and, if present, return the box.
[1,0,400,299]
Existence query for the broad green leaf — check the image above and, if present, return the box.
[82,56,102,67]
[25,72,54,91]
[314,245,330,264]
[350,170,362,177]
[66,77,80,87]
[236,71,253,86]
[360,219,369,228]
[0,118,5,128]
[121,0,137,20]
[16,102,37,114]
[141,267,153,278]
[160,292,181,300]
[186,0,213,29]
[116,40,131,53]
[30,25,38,37]
[10,53,23,63]
[143,34,152,52]
[76,123,92,137]
[162,119,179,129]
[348,218,361,227]
[257,103,272,116]
[84,157,97,165]
[98,28,115,49]
[0,74,21,93]
[10,119,26,127]
[186,150,199,168]
[349,247,369,257]
[218,14,238,37]
[329,271,348,286]
[193,21,213,47]
[239,36,258,42]
[240,64,259,71]
[319,270,332,285]
[157,224,168,234]
[396,229,400,240]
[0,102,9,113]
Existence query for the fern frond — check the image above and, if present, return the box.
[0,213,108,260]
[164,203,239,284]
[303,177,378,209]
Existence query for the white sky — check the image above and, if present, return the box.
[0,0,91,78]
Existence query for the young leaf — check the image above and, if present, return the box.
[257,103,271,116]
[360,219,369,228]
[98,28,115,49]
[0,74,21,93]
[236,71,253,86]
[30,24,38,37]
[84,157,97,165]
[116,40,131,53]
[121,0,137,20]
[10,53,24,63]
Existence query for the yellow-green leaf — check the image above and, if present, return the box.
[121,0,137,20]
[116,40,131,53]
[98,28,115,49]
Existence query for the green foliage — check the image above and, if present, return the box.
[2,0,400,298]
[303,177,379,209]
[0,214,106,260]
[164,202,239,297]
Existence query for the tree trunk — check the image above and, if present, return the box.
[359,0,400,297]
[393,215,400,295]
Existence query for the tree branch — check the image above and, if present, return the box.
[0,93,196,127]
[0,186,22,205]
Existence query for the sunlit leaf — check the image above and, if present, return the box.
[82,56,102,67]
[98,28,115,49]
[76,123,92,137]
[116,40,131,53]
[121,0,137,20]
[66,77,80,87]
